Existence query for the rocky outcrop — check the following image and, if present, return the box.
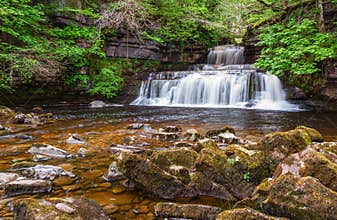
[14,197,109,220]
[154,202,222,220]
[217,208,288,220]
[236,174,337,220]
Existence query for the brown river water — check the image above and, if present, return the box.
[0,105,337,219]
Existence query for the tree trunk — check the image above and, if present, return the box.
[317,0,326,32]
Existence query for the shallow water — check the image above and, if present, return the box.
[1,105,337,219]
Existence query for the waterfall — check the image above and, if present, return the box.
[131,45,298,110]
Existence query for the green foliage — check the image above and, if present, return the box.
[89,66,124,98]
[243,172,250,182]
[256,19,336,91]
[227,158,236,166]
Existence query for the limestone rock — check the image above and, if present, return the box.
[0,173,19,189]
[155,202,222,220]
[14,197,109,220]
[5,179,52,196]
[236,174,337,220]
[28,143,72,159]
[217,208,288,220]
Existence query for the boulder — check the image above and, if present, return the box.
[274,147,337,191]
[258,126,323,163]
[206,126,236,138]
[14,197,109,220]
[194,139,219,152]
[150,147,198,170]
[5,179,52,196]
[236,174,337,220]
[184,129,202,141]
[28,143,73,159]
[217,208,288,220]
[0,106,15,119]
[154,202,222,220]
[116,152,194,199]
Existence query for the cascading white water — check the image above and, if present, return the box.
[131,45,298,110]
[207,45,245,65]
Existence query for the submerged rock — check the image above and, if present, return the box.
[217,208,288,220]
[155,202,222,220]
[236,174,337,220]
[5,179,52,196]
[14,197,109,220]
[28,143,72,159]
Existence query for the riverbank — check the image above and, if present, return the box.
[0,105,337,219]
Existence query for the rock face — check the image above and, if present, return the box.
[236,174,337,220]
[14,197,109,220]
[5,179,52,196]
[217,208,288,220]
[154,202,222,220]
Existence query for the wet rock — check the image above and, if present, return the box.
[104,161,126,181]
[28,143,73,159]
[110,144,145,153]
[66,134,85,144]
[14,197,109,220]
[217,208,288,220]
[89,100,108,108]
[236,174,337,220]
[0,173,19,189]
[274,147,337,191]
[206,126,236,138]
[33,154,50,162]
[0,124,4,130]
[116,153,194,199]
[77,147,89,157]
[184,128,202,141]
[159,126,182,133]
[154,202,222,220]
[194,138,219,152]
[152,132,180,141]
[21,165,76,180]
[258,126,324,163]
[127,123,144,129]
[218,131,239,144]
[12,113,47,125]
[174,141,194,148]
[150,147,199,170]
[112,185,126,194]
[195,143,266,199]
[5,179,52,196]
[0,106,15,119]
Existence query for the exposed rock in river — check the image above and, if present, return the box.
[5,179,52,196]
[28,143,73,159]
[14,197,109,220]
[154,202,222,220]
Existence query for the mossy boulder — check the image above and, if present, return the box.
[258,126,323,163]
[14,197,109,220]
[206,126,236,138]
[216,208,288,220]
[195,144,257,199]
[274,147,337,191]
[236,174,337,220]
[116,152,194,199]
[155,202,222,220]
[150,147,198,170]
[193,139,219,152]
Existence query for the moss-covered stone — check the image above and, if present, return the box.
[206,126,236,138]
[193,139,219,152]
[295,126,324,142]
[155,202,222,220]
[236,174,337,220]
[150,147,198,170]
[116,152,193,199]
[216,208,288,220]
[274,147,337,191]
